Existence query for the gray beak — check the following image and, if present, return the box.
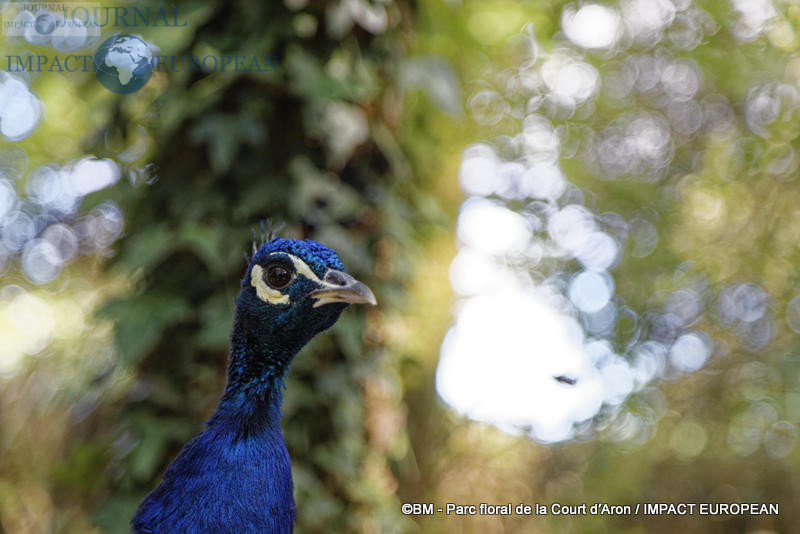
[311,269,377,308]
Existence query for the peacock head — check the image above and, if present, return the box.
[237,238,376,350]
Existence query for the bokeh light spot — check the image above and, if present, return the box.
[568,270,614,313]
[562,4,621,49]
[669,332,711,373]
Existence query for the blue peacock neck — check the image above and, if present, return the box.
[212,308,306,438]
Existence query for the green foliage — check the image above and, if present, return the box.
[98,294,192,365]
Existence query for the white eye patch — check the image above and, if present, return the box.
[250,264,290,304]
[250,254,325,304]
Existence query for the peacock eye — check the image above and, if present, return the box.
[264,261,295,289]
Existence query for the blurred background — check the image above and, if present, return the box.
[1,0,799,532]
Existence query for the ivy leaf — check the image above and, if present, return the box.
[98,294,192,365]
[285,46,352,102]
[191,113,265,173]
[178,222,227,274]
[126,412,195,481]
[119,224,175,272]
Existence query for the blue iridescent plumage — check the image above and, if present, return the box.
[132,238,375,533]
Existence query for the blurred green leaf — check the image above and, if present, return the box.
[97,294,192,365]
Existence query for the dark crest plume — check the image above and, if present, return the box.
[243,219,286,264]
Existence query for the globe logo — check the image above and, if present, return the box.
[93,34,154,94]
[34,13,56,35]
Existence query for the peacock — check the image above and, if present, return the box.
[131,236,376,533]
